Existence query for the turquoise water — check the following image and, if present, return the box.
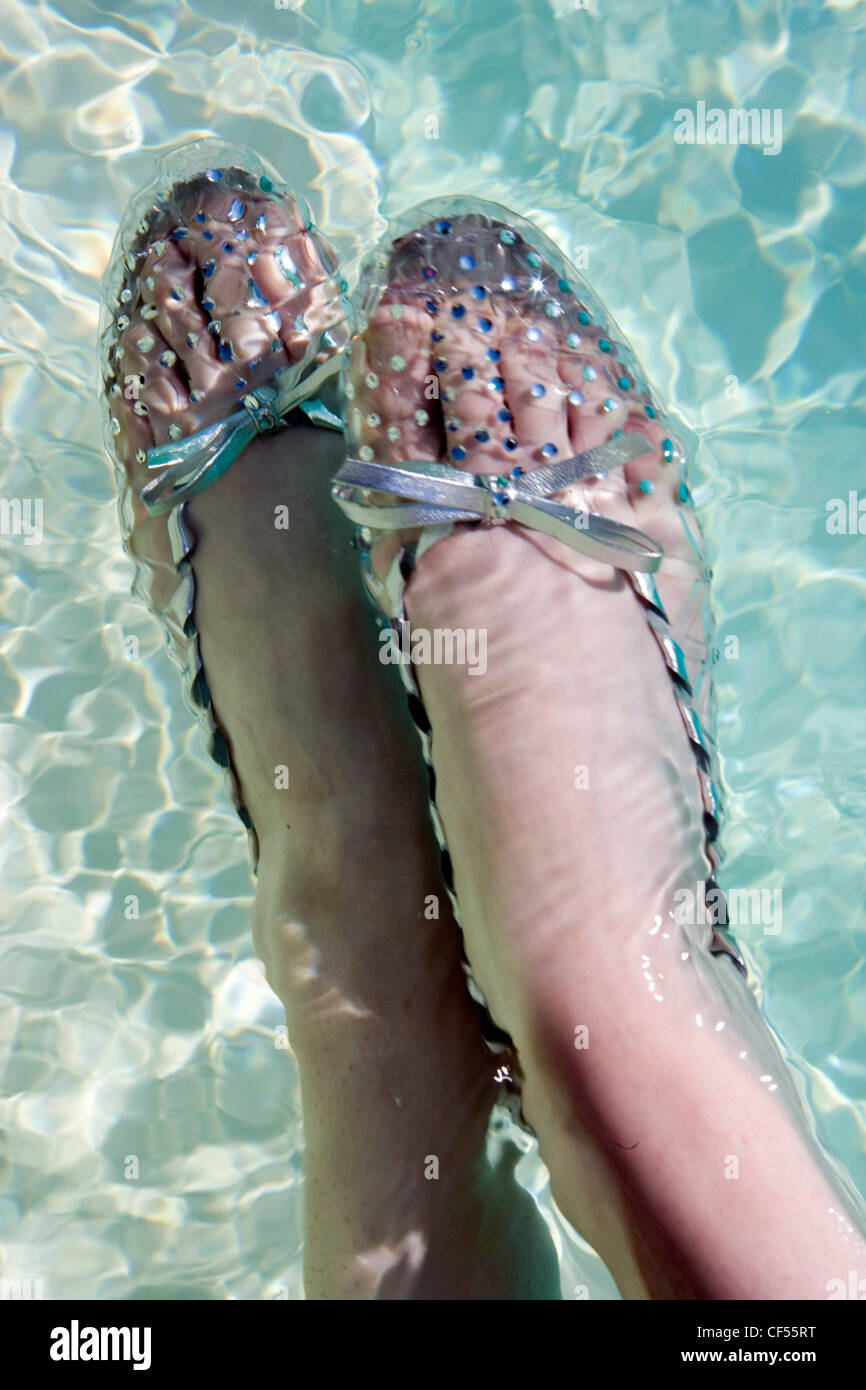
[1,0,865,1299]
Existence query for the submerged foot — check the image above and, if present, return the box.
[339,207,866,1298]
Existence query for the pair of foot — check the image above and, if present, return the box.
[101,151,866,1298]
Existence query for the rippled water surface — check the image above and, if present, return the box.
[1,0,865,1299]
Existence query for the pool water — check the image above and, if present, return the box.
[1,0,864,1300]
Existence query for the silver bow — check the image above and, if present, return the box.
[332,430,664,573]
[140,351,343,515]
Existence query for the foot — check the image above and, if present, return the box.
[100,169,558,1299]
[343,207,866,1298]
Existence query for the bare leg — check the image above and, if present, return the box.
[347,210,866,1299]
[103,172,558,1299]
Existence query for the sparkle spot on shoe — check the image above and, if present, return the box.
[435,219,451,234]
[109,416,120,435]
[645,405,657,418]
[499,229,516,245]
[387,426,401,442]
[541,442,557,457]
[568,390,584,406]
[218,341,233,361]
[489,376,505,391]
[168,422,183,440]
[190,389,205,403]
[459,254,475,270]
[141,304,158,320]
[171,284,186,302]
[501,275,517,291]
[530,383,545,398]
[116,314,129,330]
[478,317,493,332]
[527,252,542,269]
[558,278,571,293]
[133,401,148,416]
[566,333,581,348]
[639,479,654,494]
[583,365,597,381]
[206,169,222,182]
[497,408,512,422]
[159,350,177,367]
[451,445,466,461]
[545,303,563,317]
[618,376,630,390]
[136,335,154,353]
[662,438,674,462]
[359,445,375,461]
[602,397,618,412]
[451,304,466,318]
[227,199,246,222]
[462,366,474,379]
[475,428,490,442]
[390,354,407,371]
[201,231,213,240]
[144,276,155,292]
[366,372,379,388]
[135,448,147,464]
[366,412,381,427]
[526,327,542,342]
[599,338,611,352]
[470,285,486,300]
[344,380,355,399]
[504,436,518,450]
[256,214,267,232]
[422,266,436,279]
[678,482,691,503]
[577,310,591,325]
[415,409,429,426]
[487,348,501,362]
[389,304,404,321]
